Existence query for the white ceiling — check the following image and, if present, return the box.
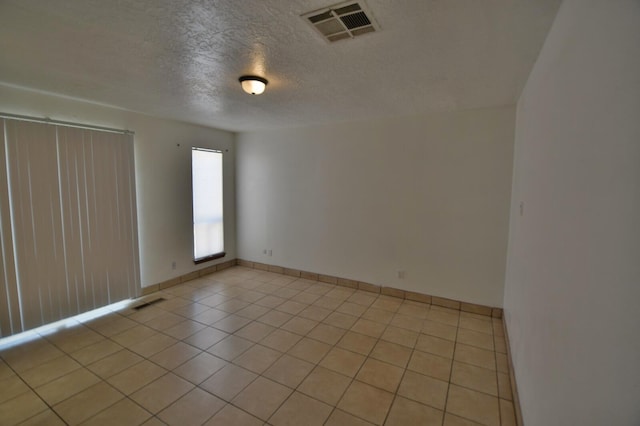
[0,0,561,132]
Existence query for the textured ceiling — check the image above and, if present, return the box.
[0,0,561,132]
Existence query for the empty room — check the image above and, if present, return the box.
[0,0,638,425]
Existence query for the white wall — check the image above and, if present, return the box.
[0,84,236,288]
[504,1,640,425]
[237,107,514,307]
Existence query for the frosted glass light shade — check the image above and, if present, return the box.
[239,76,268,95]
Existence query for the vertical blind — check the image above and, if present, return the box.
[0,117,140,337]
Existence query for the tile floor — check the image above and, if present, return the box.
[0,266,517,425]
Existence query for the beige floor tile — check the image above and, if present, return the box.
[497,372,512,400]
[500,398,517,426]
[298,366,352,405]
[70,339,122,365]
[275,300,308,315]
[203,404,263,426]
[234,321,277,342]
[428,310,459,327]
[380,326,418,348]
[281,316,318,335]
[257,310,293,327]
[173,352,228,384]
[193,308,230,326]
[320,347,366,377]
[269,391,332,426]
[18,409,66,426]
[446,384,500,426]
[307,323,346,345]
[197,294,231,308]
[454,344,496,371]
[145,312,185,332]
[457,328,494,351]
[369,340,412,368]
[324,409,374,426]
[232,376,292,421]
[157,388,225,426]
[416,333,455,358]
[183,327,228,350]
[235,304,271,320]
[81,398,151,426]
[89,316,137,338]
[254,295,286,309]
[323,312,359,329]
[20,355,81,388]
[443,413,484,425]
[337,381,394,425]
[107,360,166,395]
[355,358,404,393]
[273,287,301,299]
[361,307,395,324]
[111,325,157,348]
[325,288,355,301]
[422,320,458,341]
[200,364,257,401]
[370,297,402,312]
[298,305,332,322]
[336,331,377,355]
[336,302,367,317]
[3,341,65,373]
[0,375,30,404]
[397,370,449,409]
[347,291,377,307]
[291,291,320,305]
[260,329,302,352]
[408,350,452,382]
[36,368,101,405]
[350,318,386,338]
[459,317,493,334]
[397,303,429,319]
[212,314,252,333]
[390,313,424,332]
[149,342,201,370]
[87,349,143,379]
[53,382,123,425]
[173,303,212,319]
[0,391,47,424]
[263,354,314,388]
[129,333,178,358]
[233,344,281,374]
[451,361,498,396]
[216,299,250,314]
[287,337,331,364]
[312,295,343,310]
[0,360,14,380]
[206,335,254,361]
[385,396,444,425]
[49,328,106,354]
[163,319,207,339]
[130,373,194,414]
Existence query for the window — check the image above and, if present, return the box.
[192,148,224,263]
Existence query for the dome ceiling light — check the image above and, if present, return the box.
[239,76,268,95]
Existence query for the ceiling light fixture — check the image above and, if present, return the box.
[239,76,268,95]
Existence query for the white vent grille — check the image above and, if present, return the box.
[302,1,379,43]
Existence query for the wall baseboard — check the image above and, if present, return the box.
[236,259,502,318]
[502,315,524,426]
[140,259,236,296]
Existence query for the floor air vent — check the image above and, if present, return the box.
[302,1,379,43]
[133,297,166,310]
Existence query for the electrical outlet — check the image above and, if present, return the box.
[263,249,267,254]
[397,270,405,279]
[171,261,176,270]
[268,249,273,256]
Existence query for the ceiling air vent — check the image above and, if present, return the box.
[302,1,379,43]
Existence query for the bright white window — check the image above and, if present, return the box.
[192,148,224,262]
